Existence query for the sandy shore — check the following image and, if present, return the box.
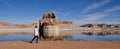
[0,41,120,49]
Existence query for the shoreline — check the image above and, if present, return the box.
[0,41,120,49]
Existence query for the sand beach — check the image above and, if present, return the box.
[0,41,120,49]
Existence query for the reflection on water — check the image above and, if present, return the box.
[0,30,120,42]
[68,34,120,41]
[81,31,120,36]
[68,31,120,41]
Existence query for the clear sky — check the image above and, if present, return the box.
[0,0,120,25]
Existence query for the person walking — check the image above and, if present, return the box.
[30,24,39,43]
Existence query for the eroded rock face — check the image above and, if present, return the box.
[38,12,78,41]
[39,12,59,26]
[39,12,74,26]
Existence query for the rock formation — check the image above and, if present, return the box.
[38,12,80,40]
[39,12,59,26]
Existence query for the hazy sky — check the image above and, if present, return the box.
[0,0,120,25]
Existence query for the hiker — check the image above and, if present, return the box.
[30,24,39,43]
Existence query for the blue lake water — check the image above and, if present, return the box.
[0,31,120,42]
[0,34,33,42]
[67,33,120,41]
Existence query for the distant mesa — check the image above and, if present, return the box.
[60,21,73,24]
[81,23,120,29]
[0,22,34,28]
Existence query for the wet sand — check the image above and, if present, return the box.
[0,41,120,49]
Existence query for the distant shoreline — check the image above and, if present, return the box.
[0,28,33,36]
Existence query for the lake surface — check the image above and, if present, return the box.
[68,33,120,41]
[0,31,120,42]
[0,34,33,42]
